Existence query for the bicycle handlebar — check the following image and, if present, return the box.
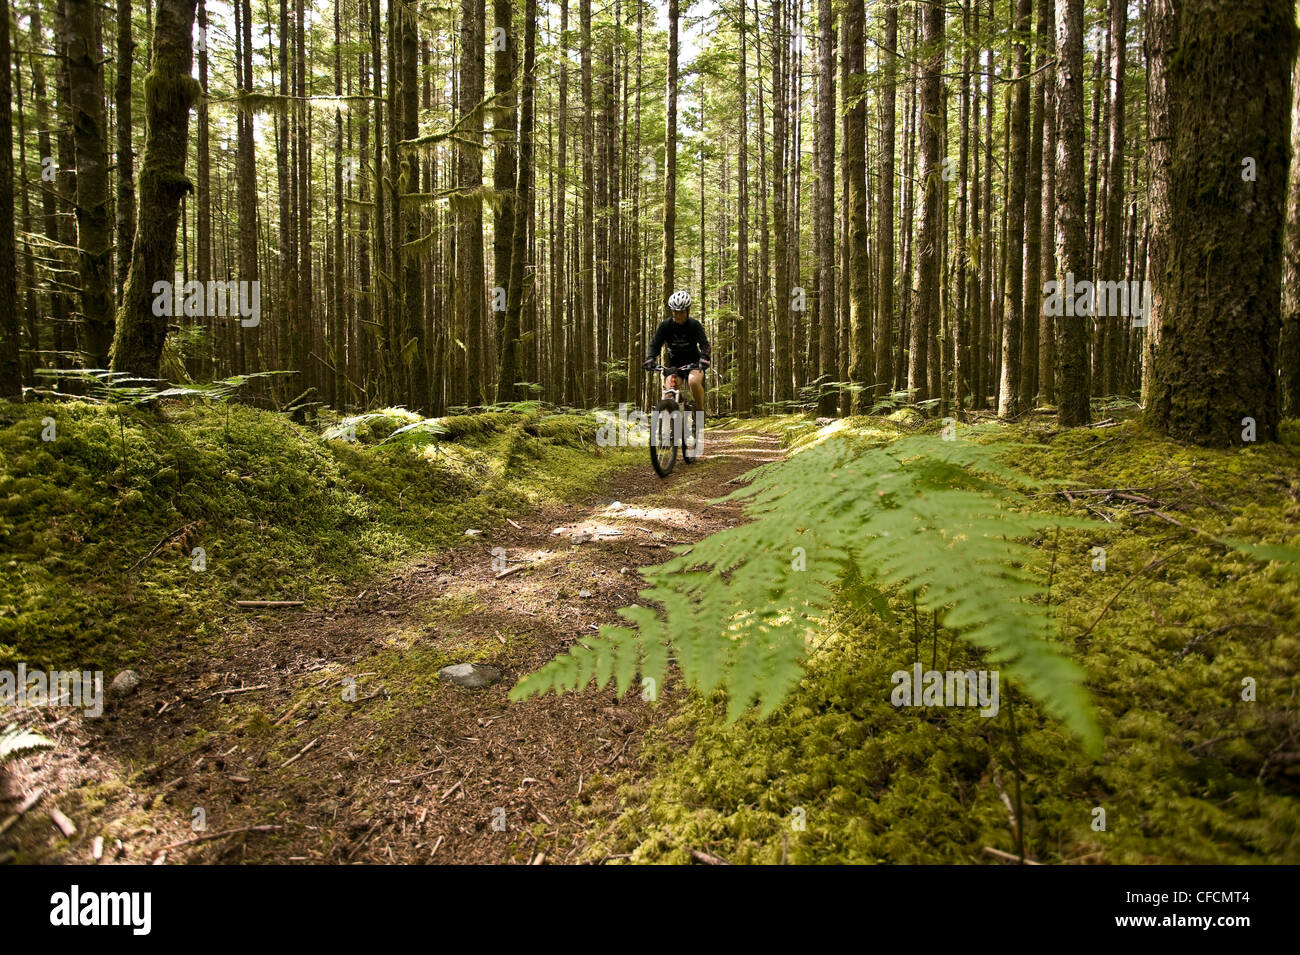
[652,362,705,374]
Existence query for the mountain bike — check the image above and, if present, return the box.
[649,363,703,477]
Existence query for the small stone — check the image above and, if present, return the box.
[438,663,503,689]
[578,589,593,598]
[464,529,482,537]
[619,567,629,574]
[111,670,141,696]
[571,533,591,544]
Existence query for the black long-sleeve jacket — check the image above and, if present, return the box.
[646,317,711,367]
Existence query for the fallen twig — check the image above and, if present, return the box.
[278,737,320,770]
[152,824,283,856]
[983,846,1042,865]
[689,848,731,866]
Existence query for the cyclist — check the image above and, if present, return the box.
[642,290,710,418]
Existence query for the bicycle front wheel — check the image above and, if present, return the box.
[650,398,679,477]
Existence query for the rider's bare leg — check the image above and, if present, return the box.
[687,369,707,415]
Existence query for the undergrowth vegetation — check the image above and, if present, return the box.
[576,414,1300,864]
[0,399,629,671]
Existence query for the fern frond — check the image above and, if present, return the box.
[511,429,1101,751]
[0,724,54,764]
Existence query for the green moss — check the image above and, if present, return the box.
[0,400,636,671]
[586,416,1300,864]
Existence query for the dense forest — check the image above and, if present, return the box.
[1,0,1299,879]
[0,0,1294,443]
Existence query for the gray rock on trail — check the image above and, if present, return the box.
[438,663,503,689]
[110,670,141,696]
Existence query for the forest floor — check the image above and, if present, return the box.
[1,424,781,864]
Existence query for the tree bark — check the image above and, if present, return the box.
[109,0,200,376]
[66,0,115,367]
[908,0,942,403]
[498,0,536,402]
[1143,0,1295,445]
[1054,0,1089,425]
[0,0,17,396]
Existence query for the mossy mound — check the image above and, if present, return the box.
[0,400,630,672]
[583,415,1300,864]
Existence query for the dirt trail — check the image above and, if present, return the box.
[4,427,782,865]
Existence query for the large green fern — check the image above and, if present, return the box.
[511,425,1100,751]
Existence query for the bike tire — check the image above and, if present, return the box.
[650,398,679,477]
[680,403,699,463]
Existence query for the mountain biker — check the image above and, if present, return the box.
[642,290,710,418]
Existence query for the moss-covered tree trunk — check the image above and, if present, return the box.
[66,0,115,368]
[457,0,486,405]
[108,0,199,376]
[498,0,536,402]
[0,0,18,397]
[399,5,426,411]
[1144,0,1296,446]
[492,0,517,372]
[114,0,135,303]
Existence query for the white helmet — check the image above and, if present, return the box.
[668,290,691,312]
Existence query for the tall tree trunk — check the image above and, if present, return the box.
[115,0,136,302]
[459,0,487,405]
[0,0,17,396]
[1037,0,1057,405]
[844,0,869,411]
[1019,0,1049,405]
[579,0,595,404]
[1100,0,1126,397]
[771,0,792,403]
[735,5,750,413]
[908,0,942,403]
[66,0,115,367]
[499,0,536,401]
[815,0,836,416]
[997,0,1031,417]
[1143,0,1295,445]
[552,0,569,402]
[493,0,517,361]
[237,0,257,374]
[1054,0,1089,425]
[109,0,200,375]
[1282,49,1300,417]
[400,3,426,409]
[875,0,897,402]
[662,0,679,338]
